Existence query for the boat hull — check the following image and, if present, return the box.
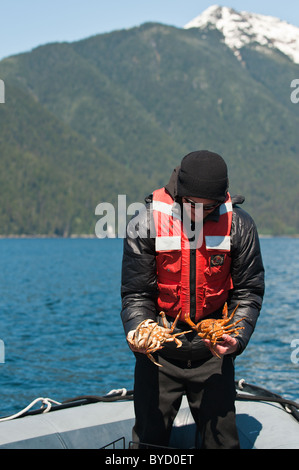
[0,390,298,449]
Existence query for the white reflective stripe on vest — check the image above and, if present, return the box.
[205,235,231,251]
[219,202,233,215]
[156,236,181,252]
[152,200,182,220]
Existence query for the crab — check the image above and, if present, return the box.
[184,303,245,358]
[132,311,192,367]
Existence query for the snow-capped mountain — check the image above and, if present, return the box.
[184,5,299,64]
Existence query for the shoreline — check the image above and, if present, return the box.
[0,234,299,239]
[0,234,98,239]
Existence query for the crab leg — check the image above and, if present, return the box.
[207,318,245,337]
[159,311,182,331]
[147,352,162,367]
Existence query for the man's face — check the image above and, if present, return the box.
[182,197,221,222]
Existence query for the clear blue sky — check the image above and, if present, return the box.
[0,0,298,60]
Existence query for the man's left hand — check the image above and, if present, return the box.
[203,334,239,357]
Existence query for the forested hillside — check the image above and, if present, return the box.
[0,22,298,235]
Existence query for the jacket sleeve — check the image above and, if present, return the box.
[120,204,158,336]
[229,207,265,354]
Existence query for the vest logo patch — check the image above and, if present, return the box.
[210,254,225,267]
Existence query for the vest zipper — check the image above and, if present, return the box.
[190,248,196,321]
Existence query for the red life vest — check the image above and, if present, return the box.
[152,187,233,323]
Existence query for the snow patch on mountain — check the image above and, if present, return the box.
[184,5,299,64]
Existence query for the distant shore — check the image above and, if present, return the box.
[0,234,299,239]
[0,234,97,239]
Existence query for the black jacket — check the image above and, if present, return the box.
[121,170,265,361]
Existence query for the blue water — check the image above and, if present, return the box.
[0,237,298,417]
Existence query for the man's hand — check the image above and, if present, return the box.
[203,334,239,357]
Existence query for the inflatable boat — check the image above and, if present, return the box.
[0,380,298,449]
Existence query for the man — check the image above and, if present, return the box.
[121,150,265,449]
